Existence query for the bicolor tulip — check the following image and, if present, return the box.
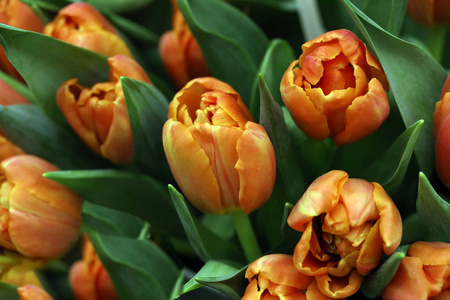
[69,235,119,300]
[57,55,152,165]
[159,0,209,88]
[280,29,390,145]
[0,251,46,288]
[407,0,450,27]
[0,0,44,80]
[382,241,450,299]
[433,75,450,188]
[18,285,53,300]
[44,2,132,57]
[243,254,342,300]
[162,77,276,214]
[0,155,82,258]
[287,170,402,298]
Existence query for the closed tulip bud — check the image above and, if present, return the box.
[0,155,82,258]
[407,0,450,28]
[163,77,276,214]
[159,1,209,89]
[287,170,402,298]
[57,55,152,165]
[280,29,390,145]
[382,241,450,299]
[433,75,450,188]
[0,251,46,288]
[0,0,44,81]
[69,235,119,300]
[44,2,132,57]
[18,285,53,300]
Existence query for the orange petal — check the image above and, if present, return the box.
[305,280,344,300]
[356,221,384,275]
[17,285,52,300]
[69,261,97,300]
[408,241,450,266]
[64,31,132,57]
[434,93,450,188]
[242,279,263,300]
[315,269,363,298]
[108,55,151,84]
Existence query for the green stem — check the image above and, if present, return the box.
[231,210,262,263]
[428,26,446,64]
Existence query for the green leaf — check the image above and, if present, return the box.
[0,24,109,124]
[85,0,154,13]
[401,213,426,245]
[178,0,269,102]
[44,170,182,236]
[105,10,160,43]
[82,201,146,238]
[0,70,37,103]
[416,172,450,243]
[195,266,247,300]
[168,185,244,263]
[360,245,408,298]
[355,0,408,35]
[359,119,423,195]
[0,282,19,300]
[88,231,179,300]
[296,0,326,41]
[341,0,448,177]
[0,104,107,170]
[121,77,172,180]
[227,0,296,11]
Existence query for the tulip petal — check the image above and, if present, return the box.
[69,261,97,300]
[356,221,384,275]
[408,241,450,266]
[242,279,263,300]
[340,178,378,227]
[108,55,151,84]
[64,31,132,57]
[305,280,341,300]
[315,269,363,298]
[17,285,53,300]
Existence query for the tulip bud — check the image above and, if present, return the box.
[69,235,119,300]
[44,2,132,57]
[382,241,450,299]
[57,55,152,165]
[0,154,82,258]
[159,1,209,89]
[18,285,53,300]
[433,75,450,188]
[407,0,450,28]
[287,170,402,298]
[163,77,276,214]
[0,0,44,81]
[0,251,46,288]
[280,29,390,145]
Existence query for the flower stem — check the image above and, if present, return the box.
[428,26,446,64]
[231,210,262,263]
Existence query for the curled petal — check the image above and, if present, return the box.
[315,269,363,298]
[306,280,343,300]
[356,221,384,275]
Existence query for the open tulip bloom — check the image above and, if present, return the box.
[0,0,449,299]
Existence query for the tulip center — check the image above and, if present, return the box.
[313,216,341,258]
[198,91,241,128]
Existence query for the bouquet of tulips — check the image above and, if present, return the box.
[0,0,449,299]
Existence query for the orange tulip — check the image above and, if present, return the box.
[44,2,132,57]
[382,241,450,299]
[0,251,46,288]
[0,0,44,80]
[0,154,82,258]
[159,0,209,89]
[57,55,152,165]
[433,75,450,188]
[69,235,119,300]
[407,0,450,28]
[287,170,402,298]
[18,285,53,300]
[280,29,389,145]
[243,254,342,300]
[163,77,276,214]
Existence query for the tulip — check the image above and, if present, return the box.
[0,154,82,258]
[382,241,450,299]
[162,77,276,214]
[159,0,209,89]
[69,235,119,300]
[18,285,53,300]
[44,2,132,57]
[287,170,402,298]
[57,55,151,165]
[407,0,450,28]
[0,0,44,80]
[0,251,46,288]
[433,75,450,188]
[243,254,342,300]
[280,29,390,145]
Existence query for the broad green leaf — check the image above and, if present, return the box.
[416,172,450,242]
[0,282,19,300]
[20,0,67,12]
[341,0,448,177]
[360,245,408,298]
[168,185,244,263]
[0,104,107,170]
[105,11,159,43]
[296,0,326,41]
[170,271,185,300]
[82,201,146,238]
[178,0,269,102]
[183,260,240,294]
[85,0,154,13]
[401,212,426,244]
[121,77,172,181]
[227,0,296,11]
[88,231,179,300]
[359,119,423,195]
[0,24,109,124]
[0,70,37,103]
[44,170,182,236]
[195,266,247,300]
